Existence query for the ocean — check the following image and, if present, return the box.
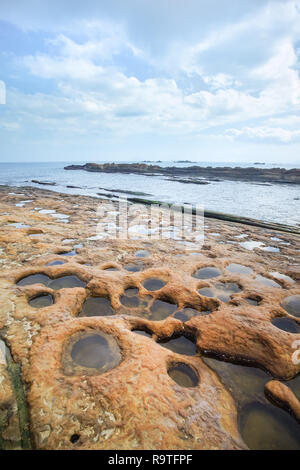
[0,161,299,227]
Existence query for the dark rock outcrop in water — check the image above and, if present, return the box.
[64,162,300,184]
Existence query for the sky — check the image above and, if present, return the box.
[0,0,300,163]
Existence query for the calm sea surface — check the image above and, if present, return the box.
[0,161,299,227]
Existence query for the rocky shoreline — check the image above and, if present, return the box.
[65,162,300,184]
[0,185,300,450]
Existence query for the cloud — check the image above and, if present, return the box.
[1,0,300,161]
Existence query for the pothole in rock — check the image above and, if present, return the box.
[120,288,143,308]
[239,402,300,450]
[149,299,177,321]
[124,263,144,272]
[17,273,51,286]
[269,272,295,284]
[64,331,122,376]
[158,334,197,356]
[226,263,253,275]
[61,250,77,256]
[192,266,222,280]
[135,250,150,258]
[240,240,265,251]
[48,276,87,290]
[173,307,211,322]
[29,293,54,308]
[245,297,262,306]
[198,282,241,302]
[168,363,199,387]
[8,222,31,228]
[142,278,166,291]
[281,295,300,317]
[271,317,300,334]
[262,246,280,253]
[203,356,300,450]
[255,275,281,288]
[79,297,114,317]
[17,273,86,289]
[103,266,119,271]
[46,260,66,266]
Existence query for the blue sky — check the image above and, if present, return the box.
[0,0,300,163]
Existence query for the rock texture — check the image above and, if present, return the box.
[64,162,300,184]
[0,186,299,450]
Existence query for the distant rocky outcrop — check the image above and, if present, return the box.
[64,162,300,184]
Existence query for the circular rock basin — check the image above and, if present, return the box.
[255,275,281,288]
[149,299,177,321]
[48,275,86,290]
[245,297,260,306]
[239,402,300,450]
[17,274,50,286]
[64,331,122,375]
[173,307,211,322]
[125,263,144,272]
[198,283,241,302]
[143,278,166,291]
[46,260,66,266]
[135,250,150,258]
[120,288,141,308]
[29,293,54,308]
[103,266,118,271]
[61,250,77,256]
[192,266,222,280]
[168,363,199,388]
[226,263,253,275]
[281,295,300,317]
[79,297,113,317]
[158,335,197,356]
[271,317,300,333]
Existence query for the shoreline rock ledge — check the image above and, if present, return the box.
[64,162,300,184]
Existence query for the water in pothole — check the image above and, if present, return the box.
[61,250,77,256]
[143,278,166,291]
[158,334,197,356]
[8,222,31,228]
[198,282,241,302]
[120,288,141,308]
[173,307,211,322]
[281,295,300,317]
[269,272,295,283]
[79,297,113,317]
[125,263,144,272]
[192,266,222,280]
[135,250,150,258]
[29,293,54,308]
[17,273,50,286]
[49,275,86,290]
[149,299,177,320]
[226,263,253,275]
[203,356,300,450]
[239,402,300,450]
[271,317,300,334]
[255,275,281,288]
[168,363,199,387]
[245,297,261,306]
[46,260,66,266]
[69,332,121,373]
[240,241,265,251]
